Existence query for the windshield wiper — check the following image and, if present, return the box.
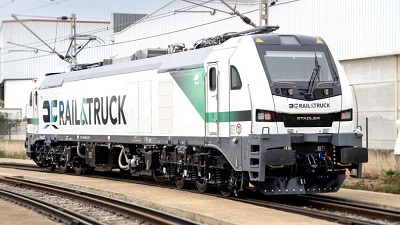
[305,53,321,99]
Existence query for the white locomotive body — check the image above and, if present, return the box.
[26,28,368,195]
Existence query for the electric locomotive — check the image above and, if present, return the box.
[26,26,368,196]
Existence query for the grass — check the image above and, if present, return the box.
[0,149,27,159]
[342,169,400,194]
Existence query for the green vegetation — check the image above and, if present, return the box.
[342,169,400,194]
[0,150,26,159]
[381,169,400,194]
[0,112,10,135]
[0,111,22,138]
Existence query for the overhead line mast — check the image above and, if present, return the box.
[11,14,104,71]
[11,14,69,62]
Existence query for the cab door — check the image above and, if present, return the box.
[206,63,219,139]
[26,90,38,156]
[27,90,39,134]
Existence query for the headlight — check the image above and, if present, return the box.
[335,109,352,121]
[256,109,276,122]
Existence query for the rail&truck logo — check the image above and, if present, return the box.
[289,103,330,109]
[42,95,126,129]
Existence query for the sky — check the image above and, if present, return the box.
[0,0,172,22]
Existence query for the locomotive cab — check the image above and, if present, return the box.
[229,34,368,194]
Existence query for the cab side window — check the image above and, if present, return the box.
[209,67,217,91]
[35,91,38,106]
[29,92,33,106]
[231,66,242,90]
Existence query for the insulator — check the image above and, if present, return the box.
[242,16,251,25]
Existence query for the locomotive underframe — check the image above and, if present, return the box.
[26,131,367,196]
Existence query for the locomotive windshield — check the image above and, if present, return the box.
[263,51,334,83]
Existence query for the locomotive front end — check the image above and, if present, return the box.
[245,34,368,195]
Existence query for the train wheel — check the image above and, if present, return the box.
[59,161,69,173]
[195,179,208,193]
[175,177,186,189]
[219,186,233,197]
[73,165,85,175]
[45,165,56,171]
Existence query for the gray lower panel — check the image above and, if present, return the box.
[29,133,245,171]
[239,132,365,182]
[29,132,362,147]
[27,131,365,181]
[290,132,363,146]
[341,147,368,163]
[241,134,292,182]
[252,173,346,195]
[331,133,363,147]
[30,133,205,147]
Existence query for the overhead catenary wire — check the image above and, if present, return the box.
[181,0,233,15]
[2,0,256,53]
[0,0,265,54]
[2,0,291,54]
[7,41,53,53]
[11,14,67,61]
[0,0,15,8]
[0,6,262,64]
[0,0,298,64]
[0,1,207,53]
[0,0,69,19]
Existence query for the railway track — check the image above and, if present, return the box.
[1,162,399,225]
[0,176,199,225]
[0,162,44,171]
[294,195,400,223]
[232,194,400,225]
[0,188,103,225]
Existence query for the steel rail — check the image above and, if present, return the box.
[0,162,42,170]
[0,189,102,225]
[298,195,400,222]
[1,176,199,225]
[231,196,384,225]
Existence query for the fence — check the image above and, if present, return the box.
[0,109,26,140]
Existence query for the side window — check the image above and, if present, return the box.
[35,91,38,106]
[209,67,217,91]
[29,92,33,106]
[231,66,242,90]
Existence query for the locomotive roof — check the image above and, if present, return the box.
[39,33,325,89]
[39,46,213,89]
[252,33,326,45]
